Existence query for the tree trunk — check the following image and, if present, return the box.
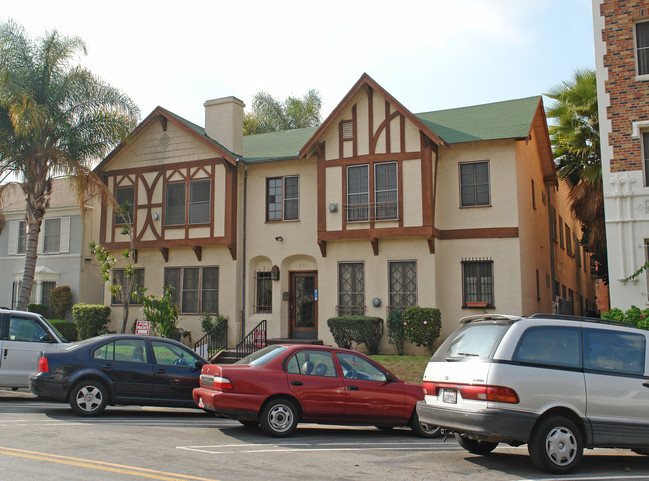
[16,218,42,310]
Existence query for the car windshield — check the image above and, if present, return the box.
[431,322,510,361]
[235,345,287,366]
[64,335,112,351]
[39,316,68,343]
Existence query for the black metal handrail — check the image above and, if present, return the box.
[193,318,228,361]
[235,320,267,360]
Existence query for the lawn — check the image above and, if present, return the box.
[370,355,430,385]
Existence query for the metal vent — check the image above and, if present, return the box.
[159,132,171,150]
[342,121,353,140]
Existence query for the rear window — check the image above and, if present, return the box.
[235,345,287,366]
[431,322,509,360]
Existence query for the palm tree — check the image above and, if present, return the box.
[0,20,140,310]
[243,89,322,135]
[545,69,607,282]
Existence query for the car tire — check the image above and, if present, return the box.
[260,398,298,437]
[69,380,108,417]
[455,433,498,455]
[410,411,442,438]
[528,415,583,474]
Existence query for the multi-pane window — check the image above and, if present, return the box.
[375,162,398,220]
[636,21,649,76]
[459,161,490,207]
[41,281,56,308]
[255,271,272,313]
[389,261,417,308]
[115,186,134,224]
[565,224,573,256]
[17,220,27,254]
[112,268,145,305]
[189,179,210,224]
[338,262,365,315]
[164,266,219,314]
[462,260,494,307]
[346,165,369,222]
[43,218,61,253]
[266,176,299,221]
[165,179,211,226]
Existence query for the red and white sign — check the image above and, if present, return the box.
[135,320,151,335]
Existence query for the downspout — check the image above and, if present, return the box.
[547,185,557,312]
[240,162,248,340]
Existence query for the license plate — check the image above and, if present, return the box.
[442,389,458,404]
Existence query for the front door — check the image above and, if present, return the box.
[289,271,317,339]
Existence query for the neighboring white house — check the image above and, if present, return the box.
[0,178,103,316]
[593,0,649,310]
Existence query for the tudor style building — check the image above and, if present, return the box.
[94,74,597,352]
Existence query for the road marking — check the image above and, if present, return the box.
[0,446,219,481]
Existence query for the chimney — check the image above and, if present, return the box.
[204,96,245,156]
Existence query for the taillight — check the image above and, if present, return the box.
[200,374,233,391]
[422,381,519,404]
[37,356,49,373]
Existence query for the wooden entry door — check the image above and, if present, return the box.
[289,271,318,339]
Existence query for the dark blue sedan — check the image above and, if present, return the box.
[29,334,207,416]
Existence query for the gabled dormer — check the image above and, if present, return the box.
[300,73,443,256]
[95,98,242,260]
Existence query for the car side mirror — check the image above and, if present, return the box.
[40,333,56,343]
[194,361,204,369]
[385,373,398,383]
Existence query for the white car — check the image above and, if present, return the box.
[416,313,649,474]
[0,309,70,389]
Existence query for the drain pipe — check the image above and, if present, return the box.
[240,162,248,340]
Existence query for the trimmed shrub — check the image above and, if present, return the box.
[49,319,78,342]
[50,285,73,319]
[403,307,442,353]
[386,307,407,356]
[200,313,229,334]
[27,303,49,317]
[73,304,111,339]
[327,316,384,354]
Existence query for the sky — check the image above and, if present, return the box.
[4,0,596,128]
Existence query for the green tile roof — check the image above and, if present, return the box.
[167,96,541,163]
[415,96,541,144]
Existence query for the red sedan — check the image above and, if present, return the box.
[193,344,440,437]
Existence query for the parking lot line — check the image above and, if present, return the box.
[0,446,220,481]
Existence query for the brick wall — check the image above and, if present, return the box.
[600,1,649,172]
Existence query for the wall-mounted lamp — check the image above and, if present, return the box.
[271,265,280,281]
[275,236,283,242]
[372,298,382,307]
[152,212,160,220]
[328,203,338,213]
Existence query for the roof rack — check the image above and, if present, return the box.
[527,313,634,328]
[459,314,521,324]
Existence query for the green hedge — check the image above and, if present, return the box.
[27,303,49,317]
[50,285,73,319]
[72,304,111,339]
[49,319,78,342]
[403,307,442,353]
[326,316,384,354]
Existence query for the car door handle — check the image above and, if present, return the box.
[643,381,649,388]
[3,349,7,359]
[347,385,359,391]
[156,369,166,374]
[291,381,303,386]
[103,363,113,370]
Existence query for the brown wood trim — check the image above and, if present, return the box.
[318,240,326,257]
[338,120,344,160]
[370,110,400,154]
[400,115,406,153]
[159,116,167,132]
[421,133,434,234]
[316,142,326,236]
[160,247,169,262]
[398,160,404,228]
[102,236,232,250]
[385,100,391,154]
[368,87,374,155]
[352,104,357,158]
[324,151,422,167]
[427,236,435,254]
[225,162,238,260]
[193,246,202,261]
[107,157,225,178]
[370,237,379,256]
[439,227,519,240]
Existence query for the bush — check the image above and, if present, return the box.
[49,319,78,342]
[50,285,73,319]
[27,303,49,317]
[327,316,384,354]
[73,304,111,339]
[200,313,229,334]
[141,287,179,339]
[602,305,649,330]
[386,307,407,356]
[403,307,442,353]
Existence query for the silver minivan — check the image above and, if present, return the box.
[0,309,69,389]
[416,313,649,474]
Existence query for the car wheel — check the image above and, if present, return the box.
[238,419,259,427]
[528,415,583,474]
[260,398,298,437]
[410,411,442,438]
[455,433,498,455]
[69,380,108,417]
